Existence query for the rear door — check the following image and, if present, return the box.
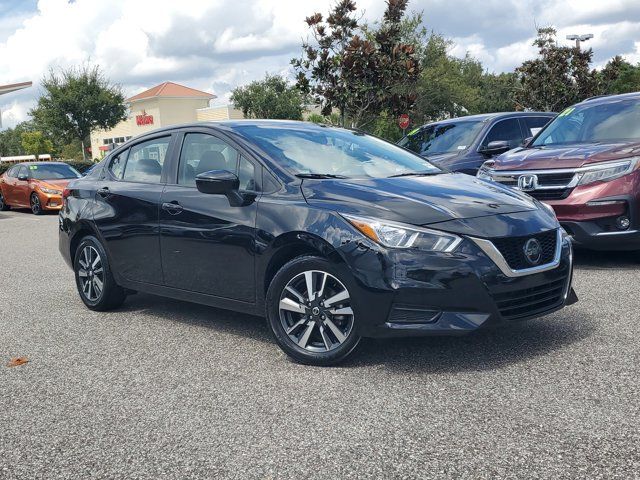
[93,134,174,285]
[159,130,259,302]
[1,166,18,205]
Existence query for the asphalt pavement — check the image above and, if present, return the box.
[1,210,638,479]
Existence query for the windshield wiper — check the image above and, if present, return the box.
[387,171,441,178]
[296,173,349,179]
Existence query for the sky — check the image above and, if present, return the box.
[1,0,639,129]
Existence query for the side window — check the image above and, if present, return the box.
[6,166,16,177]
[238,156,259,192]
[122,137,171,183]
[17,166,28,179]
[109,151,127,180]
[178,133,238,187]
[524,117,551,138]
[482,119,523,149]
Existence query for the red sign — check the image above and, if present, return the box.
[136,110,154,126]
[398,114,410,130]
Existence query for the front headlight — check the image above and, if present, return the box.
[577,158,638,186]
[39,187,62,195]
[476,161,494,181]
[342,214,462,252]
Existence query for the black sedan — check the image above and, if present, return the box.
[59,120,577,365]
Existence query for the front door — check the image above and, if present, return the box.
[13,165,31,207]
[93,135,173,285]
[159,131,259,302]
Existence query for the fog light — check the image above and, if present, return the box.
[616,216,631,230]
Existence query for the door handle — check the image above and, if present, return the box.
[162,201,183,215]
[97,187,111,198]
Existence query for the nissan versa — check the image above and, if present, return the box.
[59,121,577,365]
[478,92,640,251]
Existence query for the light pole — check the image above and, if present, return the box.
[566,33,594,50]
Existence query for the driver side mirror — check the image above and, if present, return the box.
[522,137,533,147]
[195,169,253,207]
[480,140,511,156]
[17,173,29,181]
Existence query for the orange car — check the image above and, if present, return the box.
[0,162,81,215]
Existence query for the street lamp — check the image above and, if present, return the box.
[566,33,594,50]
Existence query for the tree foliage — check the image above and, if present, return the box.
[21,131,54,159]
[600,56,640,95]
[514,27,600,111]
[30,65,127,160]
[293,0,421,128]
[0,121,36,157]
[230,74,305,120]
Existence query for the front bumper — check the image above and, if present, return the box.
[338,233,575,338]
[37,191,63,210]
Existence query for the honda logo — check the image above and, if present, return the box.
[517,174,538,191]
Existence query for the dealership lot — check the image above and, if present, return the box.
[1,211,639,478]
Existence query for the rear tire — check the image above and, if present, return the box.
[0,191,10,211]
[266,255,361,366]
[74,235,126,311]
[30,193,43,215]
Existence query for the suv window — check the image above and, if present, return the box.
[524,117,551,137]
[178,133,239,186]
[482,118,523,149]
[122,137,170,183]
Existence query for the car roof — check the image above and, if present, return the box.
[579,91,640,106]
[415,111,555,128]
[10,161,67,166]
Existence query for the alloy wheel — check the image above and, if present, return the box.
[30,194,41,214]
[278,270,354,352]
[77,245,104,302]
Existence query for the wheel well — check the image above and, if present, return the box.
[263,242,334,294]
[70,228,94,262]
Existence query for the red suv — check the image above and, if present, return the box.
[478,92,640,251]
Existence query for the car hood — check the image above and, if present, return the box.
[494,141,640,170]
[301,173,539,226]
[34,179,70,190]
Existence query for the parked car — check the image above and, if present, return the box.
[398,112,555,175]
[0,162,82,214]
[478,92,640,251]
[59,121,577,365]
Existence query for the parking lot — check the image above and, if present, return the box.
[1,210,638,479]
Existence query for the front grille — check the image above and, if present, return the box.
[528,189,572,201]
[492,275,567,320]
[491,230,557,270]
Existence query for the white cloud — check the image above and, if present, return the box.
[0,0,639,129]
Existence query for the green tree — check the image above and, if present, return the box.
[600,56,640,94]
[514,27,599,111]
[20,131,54,160]
[293,0,421,128]
[230,74,305,120]
[0,121,36,157]
[30,65,127,160]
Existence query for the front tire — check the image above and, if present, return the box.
[30,193,43,215]
[266,256,361,366]
[74,236,126,311]
[0,191,10,211]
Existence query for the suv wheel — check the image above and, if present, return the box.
[74,236,126,311]
[266,256,361,366]
[0,191,9,211]
[30,193,43,215]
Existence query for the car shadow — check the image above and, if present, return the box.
[572,248,639,270]
[116,292,594,374]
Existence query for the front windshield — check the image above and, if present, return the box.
[398,121,484,156]
[532,99,640,147]
[29,164,81,180]
[234,124,441,178]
